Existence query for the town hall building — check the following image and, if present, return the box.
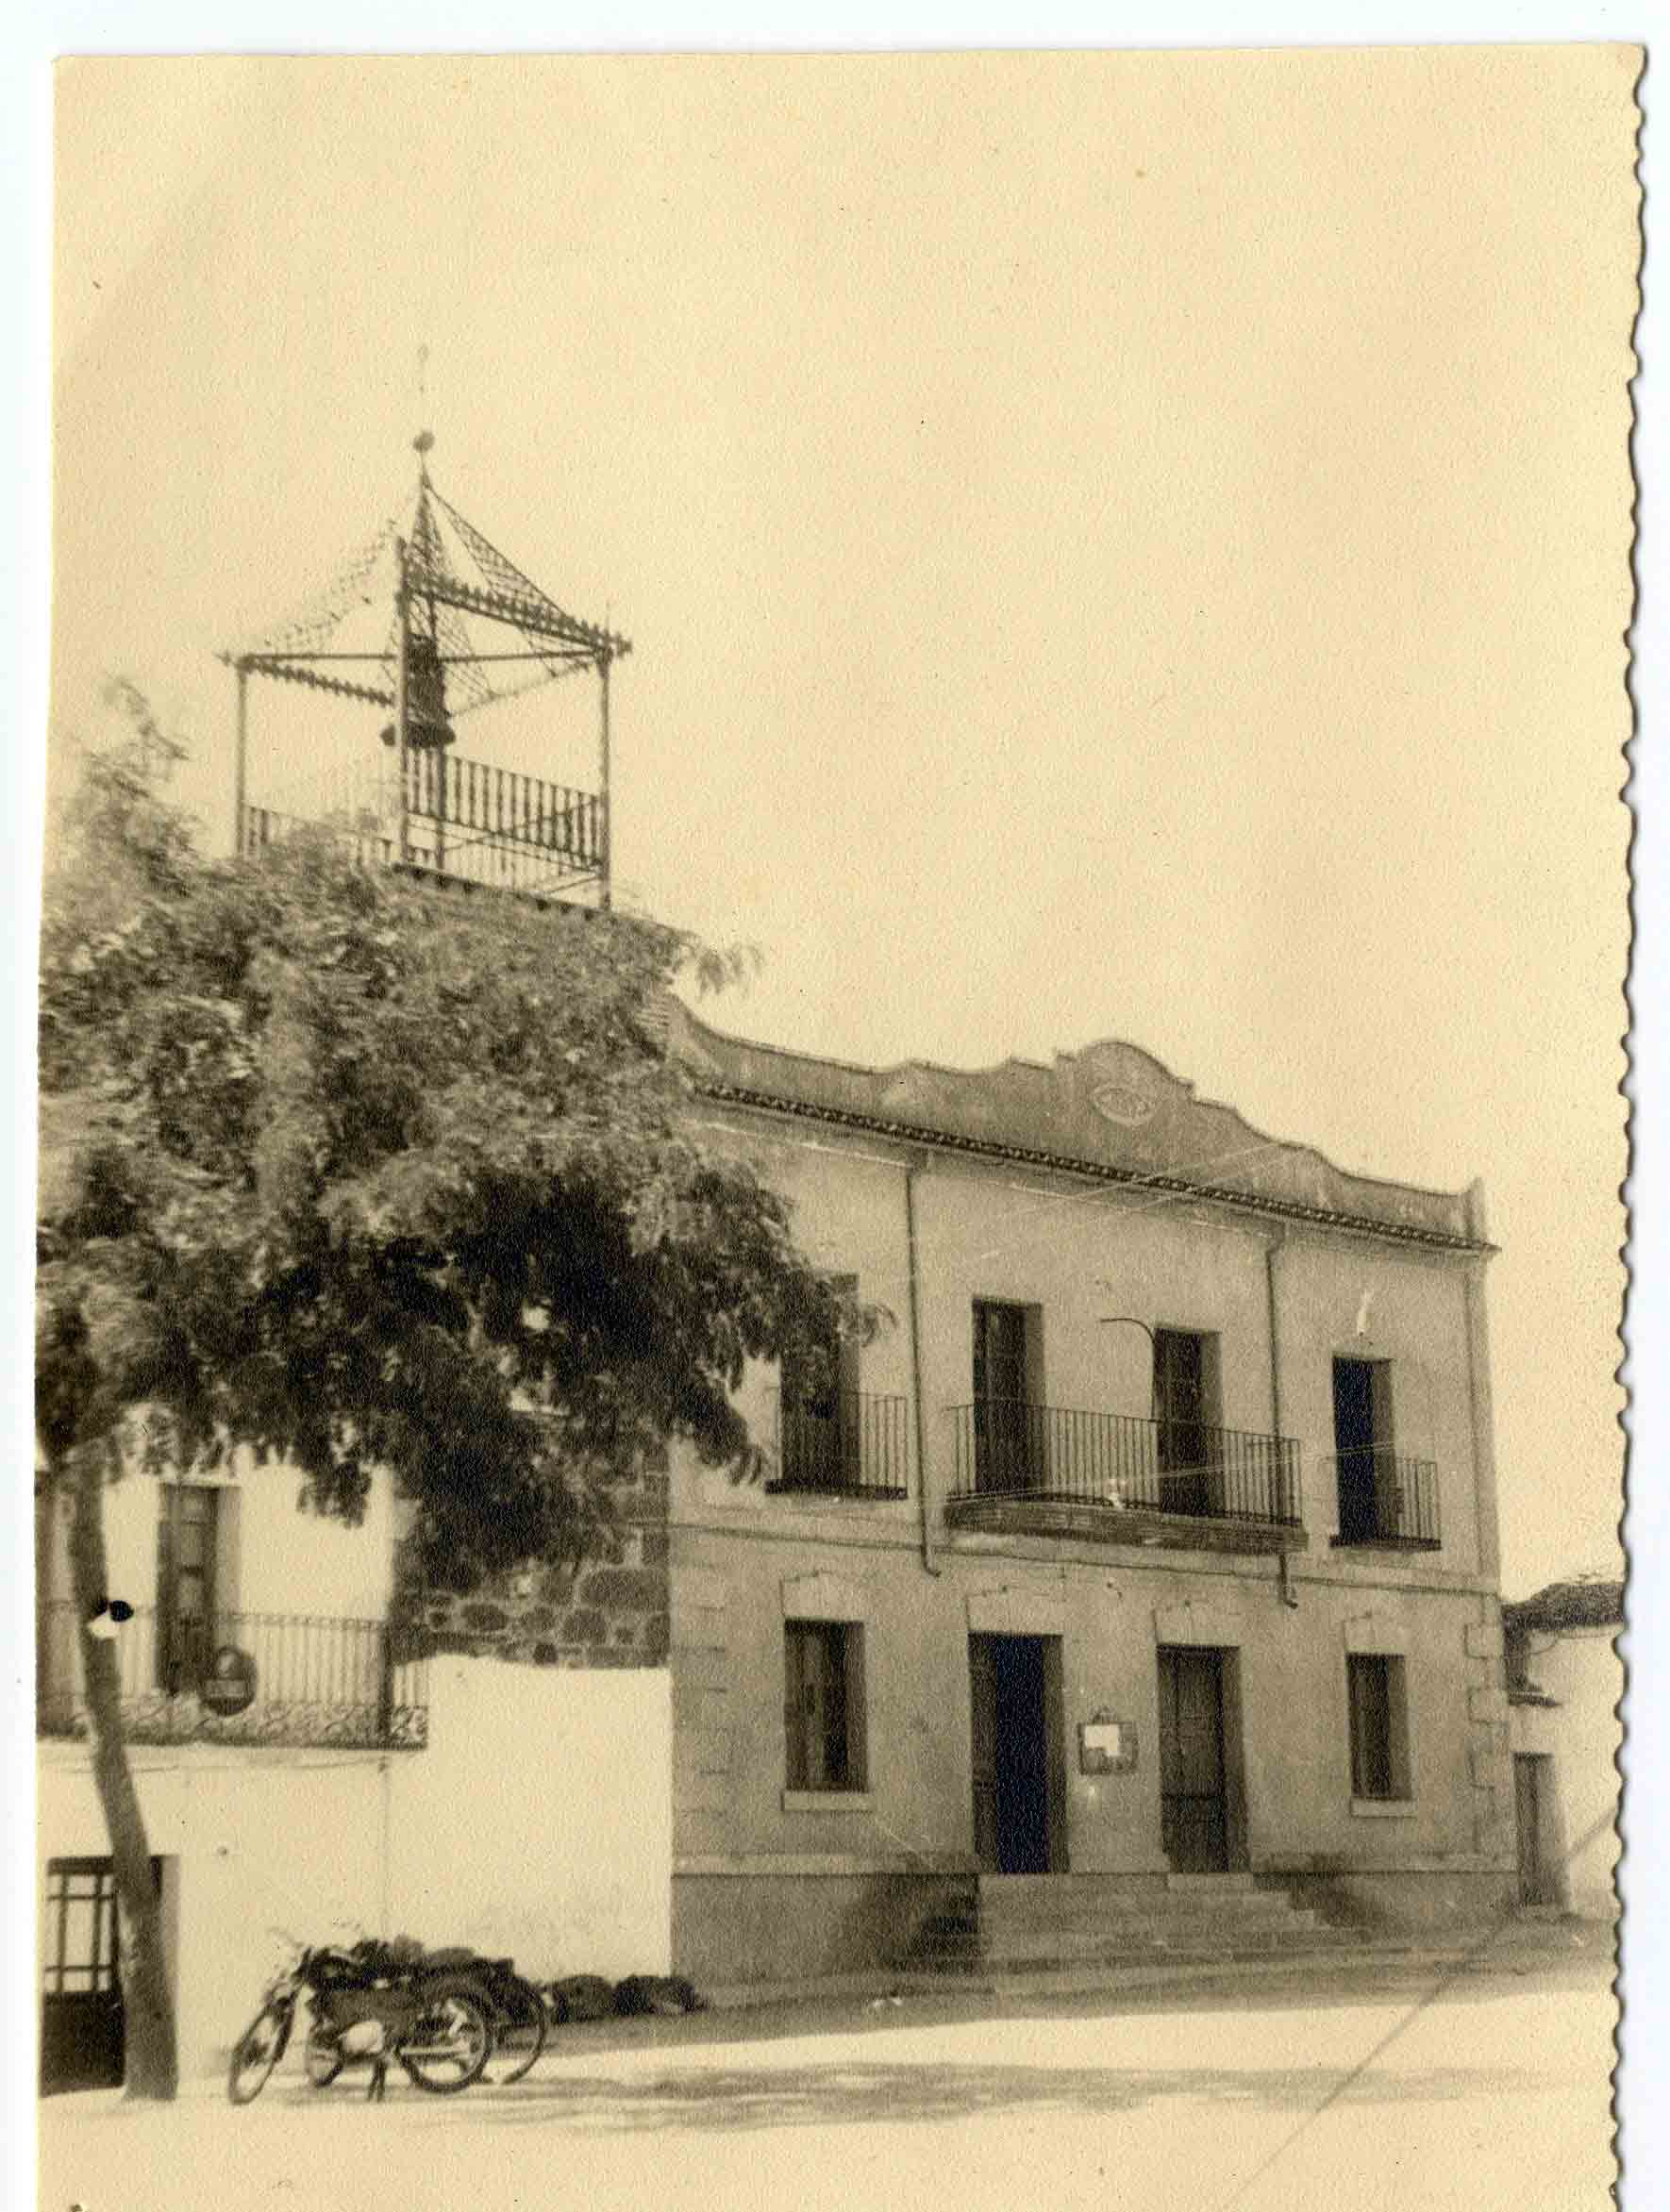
[36,439,1517,2081]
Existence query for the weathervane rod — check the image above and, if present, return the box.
[413,343,434,488]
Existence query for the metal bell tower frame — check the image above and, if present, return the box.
[223,430,629,908]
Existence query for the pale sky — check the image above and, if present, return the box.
[50,48,1638,1595]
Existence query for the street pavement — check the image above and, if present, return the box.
[35,1930,1618,2212]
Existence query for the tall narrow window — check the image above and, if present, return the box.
[784,1620,867,1792]
[972,1299,1038,1492]
[1347,1653,1411,1801]
[780,1275,860,1491]
[1333,1357,1395,1542]
[156,1485,219,1692]
[1154,1329,1220,1516]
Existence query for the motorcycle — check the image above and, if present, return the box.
[227,1930,494,2104]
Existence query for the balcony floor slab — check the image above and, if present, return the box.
[944,1496,1309,1555]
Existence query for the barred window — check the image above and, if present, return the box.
[1347,1653,1412,1802]
[784,1620,867,1792]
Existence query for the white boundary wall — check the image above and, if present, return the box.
[37,1657,673,2075]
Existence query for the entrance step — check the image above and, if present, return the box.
[902,1872,1369,1980]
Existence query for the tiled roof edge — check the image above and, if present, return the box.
[693,1079,1495,1255]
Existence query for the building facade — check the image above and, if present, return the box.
[1504,1579,1623,1921]
[35,1450,673,2089]
[662,1009,1517,1986]
[37,1005,1518,2075]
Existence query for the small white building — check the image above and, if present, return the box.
[1502,1577,1623,1920]
[35,1453,673,2091]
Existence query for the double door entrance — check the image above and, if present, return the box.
[967,1637,1243,1877]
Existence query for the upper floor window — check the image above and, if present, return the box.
[1332,1355,1395,1540]
[972,1299,1041,1492]
[777,1274,876,1493]
[1153,1328,1222,1515]
[1332,1356,1442,1548]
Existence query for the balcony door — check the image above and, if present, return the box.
[1332,1357,1395,1541]
[781,1276,860,1490]
[1154,1329,1218,1516]
[973,1300,1035,1493]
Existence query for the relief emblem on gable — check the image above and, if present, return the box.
[1080,1042,1171,1130]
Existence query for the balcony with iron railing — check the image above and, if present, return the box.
[945,1399,1306,1552]
[765,1389,911,1500]
[35,1605,429,1751]
[241,746,606,902]
[1328,1450,1442,1551]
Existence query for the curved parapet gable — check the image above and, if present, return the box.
[669,1006,1484,1253]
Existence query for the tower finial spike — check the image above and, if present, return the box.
[413,345,434,474]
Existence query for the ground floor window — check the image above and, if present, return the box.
[1347,1653,1412,1801]
[784,1619,867,1791]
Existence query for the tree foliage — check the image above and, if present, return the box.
[38,696,857,1590]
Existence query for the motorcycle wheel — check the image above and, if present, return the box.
[227,2002,292,2105]
[398,1980,493,2095]
[304,2026,344,2089]
[488,1974,547,2086]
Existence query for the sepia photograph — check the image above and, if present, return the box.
[22,28,1642,2211]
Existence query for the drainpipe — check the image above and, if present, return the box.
[905,1158,940,1577]
[1266,1233,1300,1609]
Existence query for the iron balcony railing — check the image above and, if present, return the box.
[242,758,604,898]
[1330,1450,1442,1548]
[35,1605,428,1751]
[949,1399,1302,1528]
[766,1389,910,1499]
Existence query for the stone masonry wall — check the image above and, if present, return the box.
[394,1473,669,1671]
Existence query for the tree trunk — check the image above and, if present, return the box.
[58,1446,179,2101]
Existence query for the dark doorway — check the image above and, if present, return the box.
[1157,1646,1230,1871]
[40,1856,163,2096]
[1332,1356,1394,1542]
[969,1633,1066,1873]
[1513,1753,1567,1908]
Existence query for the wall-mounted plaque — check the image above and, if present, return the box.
[1078,1714,1137,1775]
[201,1645,258,1716]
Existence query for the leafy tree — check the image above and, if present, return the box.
[36,690,859,2099]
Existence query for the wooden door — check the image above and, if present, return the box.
[1158,1647,1229,1871]
[1513,1753,1562,1906]
[973,1302,1032,1491]
[40,1857,161,2096]
[1155,1331,1210,1515]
